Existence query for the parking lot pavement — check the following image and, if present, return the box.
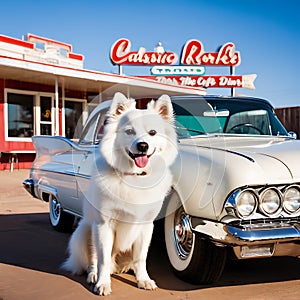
[0,169,48,214]
[1,169,300,300]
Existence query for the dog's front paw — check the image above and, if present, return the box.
[137,279,158,290]
[87,271,97,284]
[94,282,112,296]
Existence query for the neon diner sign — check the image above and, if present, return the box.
[110,38,241,66]
[110,38,255,89]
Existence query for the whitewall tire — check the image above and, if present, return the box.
[49,195,75,232]
[164,192,227,284]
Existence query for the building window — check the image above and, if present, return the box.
[7,93,34,138]
[40,96,53,135]
[65,100,85,139]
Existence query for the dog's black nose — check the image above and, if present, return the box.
[137,142,149,153]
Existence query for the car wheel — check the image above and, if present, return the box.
[49,195,75,232]
[164,193,227,284]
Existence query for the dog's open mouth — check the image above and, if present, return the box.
[127,149,155,168]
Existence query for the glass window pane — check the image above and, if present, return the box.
[79,113,99,144]
[7,93,34,137]
[40,124,52,135]
[65,100,83,139]
[79,108,108,144]
[41,96,52,122]
[226,110,271,135]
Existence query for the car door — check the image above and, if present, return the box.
[75,103,110,215]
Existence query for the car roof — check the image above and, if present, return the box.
[170,95,274,108]
[90,95,275,120]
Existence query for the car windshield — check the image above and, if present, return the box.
[172,97,288,138]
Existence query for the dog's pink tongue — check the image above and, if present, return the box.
[134,155,149,168]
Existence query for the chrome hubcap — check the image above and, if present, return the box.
[50,197,61,224]
[173,207,193,260]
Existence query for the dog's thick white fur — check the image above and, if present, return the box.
[62,92,178,295]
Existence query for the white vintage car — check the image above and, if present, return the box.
[23,95,300,284]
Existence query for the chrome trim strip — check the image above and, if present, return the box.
[74,173,91,179]
[197,145,255,162]
[226,223,300,243]
[34,168,92,179]
[62,208,82,218]
[38,168,78,177]
[191,218,300,247]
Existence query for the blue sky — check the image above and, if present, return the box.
[0,0,299,107]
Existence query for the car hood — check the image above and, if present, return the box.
[230,138,300,180]
[179,135,300,181]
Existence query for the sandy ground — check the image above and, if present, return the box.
[1,169,300,300]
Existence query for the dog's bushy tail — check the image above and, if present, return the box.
[61,221,91,274]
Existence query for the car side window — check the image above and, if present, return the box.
[79,109,108,144]
[95,111,109,143]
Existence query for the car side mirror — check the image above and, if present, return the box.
[288,131,297,139]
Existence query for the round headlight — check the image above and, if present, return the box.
[260,188,282,215]
[283,186,300,213]
[236,190,257,218]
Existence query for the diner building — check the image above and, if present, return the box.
[275,106,300,138]
[0,33,206,170]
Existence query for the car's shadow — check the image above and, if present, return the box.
[150,220,300,290]
[1,212,300,293]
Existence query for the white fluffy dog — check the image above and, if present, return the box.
[63,92,178,295]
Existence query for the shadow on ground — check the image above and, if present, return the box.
[1,212,300,294]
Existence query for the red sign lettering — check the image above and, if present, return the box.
[110,38,178,65]
[138,75,256,90]
[110,38,241,67]
[181,39,240,66]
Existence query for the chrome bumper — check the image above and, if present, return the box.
[191,218,300,258]
[23,178,36,198]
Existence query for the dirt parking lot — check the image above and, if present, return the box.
[1,169,300,300]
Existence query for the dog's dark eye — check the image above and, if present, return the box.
[148,129,157,136]
[125,128,136,135]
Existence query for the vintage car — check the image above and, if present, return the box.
[23,95,300,284]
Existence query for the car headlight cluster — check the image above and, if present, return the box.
[227,184,300,218]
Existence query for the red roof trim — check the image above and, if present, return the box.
[68,53,84,61]
[0,35,34,49]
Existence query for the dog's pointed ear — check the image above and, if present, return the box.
[110,92,136,117]
[148,94,174,122]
